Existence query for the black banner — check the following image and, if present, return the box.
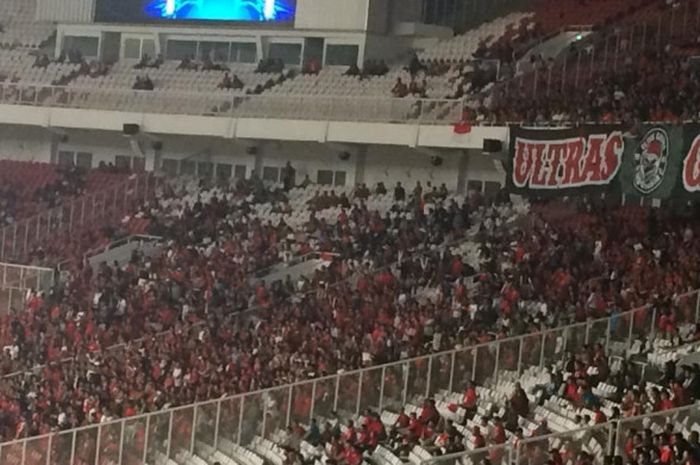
[507,125,693,199]
[507,126,623,195]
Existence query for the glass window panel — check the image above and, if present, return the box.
[198,161,214,180]
[64,36,99,57]
[233,164,247,179]
[325,44,359,66]
[181,160,196,175]
[58,150,74,166]
[334,170,346,186]
[142,39,156,59]
[166,40,197,61]
[162,158,178,176]
[268,43,301,66]
[232,42,257,63]
[262,166,279,182]
[115,155,131,170]
[76,151,93,168]
[317,170,333,185]
[132,156,146,172]
[216,163,232,181]
[124,38,141,59]
[200,41,230,62]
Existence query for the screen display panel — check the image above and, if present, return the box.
[95,0,296,22]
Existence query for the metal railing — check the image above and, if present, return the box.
[0,262,54,315]
[0,287,698,464]
[0,84,466,125]
[420,398,700,465]
[494,0,700,107]
[0,173,157,264]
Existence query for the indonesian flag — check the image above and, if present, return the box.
[453,121,472,134]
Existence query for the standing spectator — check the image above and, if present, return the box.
[282,162,296,191]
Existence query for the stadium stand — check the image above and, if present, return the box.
[4,0,700,464]
[0,160,132,227]
[0,0,54,49]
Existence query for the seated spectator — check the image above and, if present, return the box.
[345,63,361,77]
[33,54,50,68]
[391,77,408,98]
[133,75,154,90]
[134,53,151,69]
[218,72,233,89]
[178,55,198,70]
[304,57,321,75]
[68,48,83,64]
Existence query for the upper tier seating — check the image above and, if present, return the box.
[0,0,55,48]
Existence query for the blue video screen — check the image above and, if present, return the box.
[95,0,296,22]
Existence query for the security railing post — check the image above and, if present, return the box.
[310,381,317,421]
[286,387,293,427]
[95,425,102,465]
[356,372,363,416]
[402,362,410,406]
[605,317,611,353]
[190,405,198,454]
[23,220,29,257]
[585,320,590,344]
[46,433,52,465]
[333,376,340,412]
[614,419,623,456]
[574,51,581,88]
[695,291,700,323]
[517,336,524,375]
[236,397,244,444]
[113,185,118,219]
[1,227,5,260]
[607,422,616,456]
[602,35,609,70]
[378,367,386,412]
[448,351,455,393]
[118,420,125,465]
[532,66,538,98]
[492,342,501,382]
[142,415,150,464]
[69,430,76,465]
[539,331,547,368]
[560,56,567,93]
[425,356,433,398]
[471,349,477,381]
[213,400,221,449]
[262,394,268,438]
[627,311,635,352]
[650,307,658,341]
[21,438,26,465]
[166,410,174,458]
[546,64,552,96]
[11,223,17,257]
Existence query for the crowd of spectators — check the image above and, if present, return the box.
[0,175,489,440]
[0,163,87,227]
[3,173,700,462]
[473,40,700,125]
[275,341,700,465]
[134,53,164,70]
[218,72,245,91]
[132,75,154,91]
